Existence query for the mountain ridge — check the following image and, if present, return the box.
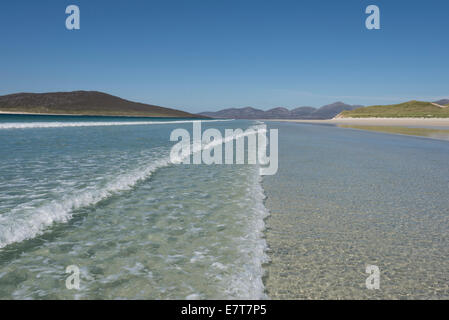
[200,102,363,119]
[433,99,449,106]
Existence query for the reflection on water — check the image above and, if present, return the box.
[338,125,449,141]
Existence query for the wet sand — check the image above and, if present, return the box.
[262,118,449,127]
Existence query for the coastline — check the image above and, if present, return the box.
[261,117,449,127]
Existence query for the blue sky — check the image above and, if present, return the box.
[1,0,448,112]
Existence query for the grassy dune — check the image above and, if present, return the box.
[339,101,449,118]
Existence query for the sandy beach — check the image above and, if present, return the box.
[263,118,449,127]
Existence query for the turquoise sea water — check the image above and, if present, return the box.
[0,115,268,299]
[2,115,448,300]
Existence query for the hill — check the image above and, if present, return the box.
[0,91,203,118]
[200,102,362,119]
[338,100,449,118]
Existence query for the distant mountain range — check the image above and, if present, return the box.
[0,91,204,118]
[434,99,449,106]
[199,102,364,120]
[1,91,448,119]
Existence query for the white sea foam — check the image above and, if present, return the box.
[0,119,232,130]
[0,122,271,300]
[0,157,170,249]
[223,155,270,299]
[0,124,263,250]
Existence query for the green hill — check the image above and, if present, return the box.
[338,100,449,118]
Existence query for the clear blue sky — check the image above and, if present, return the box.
[1,0,448,112]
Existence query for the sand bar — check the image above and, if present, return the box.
[262,118,449,127]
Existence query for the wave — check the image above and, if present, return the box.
[226,169,270,299]
[0,122,271,300]
[0,157,171,249]
[0,124,262,249]
[0,119,233,130]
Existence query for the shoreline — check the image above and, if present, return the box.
[261,117,449,127]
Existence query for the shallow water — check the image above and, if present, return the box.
[2,115,448,300]
[0,115,268,299]
[263,122,449,299]
[338,124,449,141]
